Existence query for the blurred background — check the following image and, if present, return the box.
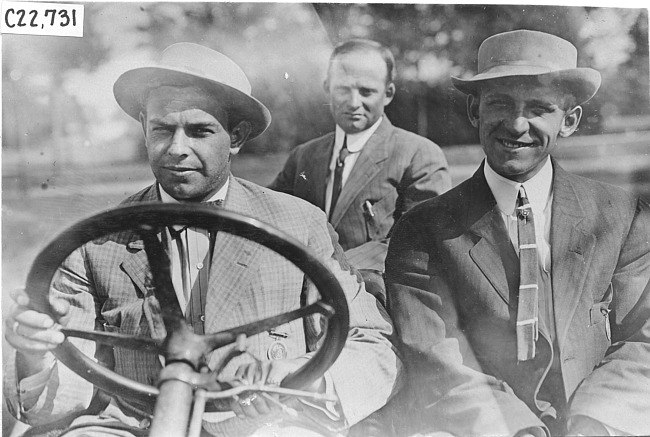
[2,3,649,433]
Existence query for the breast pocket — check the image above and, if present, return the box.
[362,197,392,240]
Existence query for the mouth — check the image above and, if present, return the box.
[498,139,535,149]
[164,166,199,174]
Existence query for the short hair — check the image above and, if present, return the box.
[328,39,396,85]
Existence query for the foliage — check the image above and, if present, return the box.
[2,3,648,164]
[315,4,649,144]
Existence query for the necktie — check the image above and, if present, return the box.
[516,186,539,361]
[329,136,349,220]
[169,199,222,332]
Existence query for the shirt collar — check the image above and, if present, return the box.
[484,157,553,215]
[158,177,230,204]
[335,115,383,153]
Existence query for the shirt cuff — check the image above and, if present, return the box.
[298,371,342,421]
[17,357,57,412]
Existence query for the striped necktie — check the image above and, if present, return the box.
[516,185,539,361]
[329,136,349,220]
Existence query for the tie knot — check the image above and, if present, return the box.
[204,199,224,208]
[516,186,531,218]
[170,200,223,235]
[337,137,350,165]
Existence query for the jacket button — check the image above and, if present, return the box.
[200,315,205,322]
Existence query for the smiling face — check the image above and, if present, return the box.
[468,78,582,182]
[141,86,250,202]
[325,50,395,134]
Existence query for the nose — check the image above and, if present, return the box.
[167,128,190,157]
[503,110,530,137]
[348,89,361,108]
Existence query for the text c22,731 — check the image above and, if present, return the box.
[1,2,84,38]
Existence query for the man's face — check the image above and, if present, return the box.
[468,78,581,182]
[142,86,239,202]
[326,51,395,134]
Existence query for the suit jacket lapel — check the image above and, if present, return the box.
[466,167,520,308]
[550,160,596,349]
[330,117,391,226]
[204,177,260,334]
[309,136,335,210]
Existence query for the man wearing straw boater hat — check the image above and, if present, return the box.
[4,43,400,436]
[385,30,650,436]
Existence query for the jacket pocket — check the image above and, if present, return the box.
[589,283,613,341]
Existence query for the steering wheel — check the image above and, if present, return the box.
[24,203,350,416]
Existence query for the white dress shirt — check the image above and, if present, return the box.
[325,116,383,217]
[159,179,229,314]
[484,158,553,272]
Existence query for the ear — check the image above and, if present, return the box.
[559,106,582,138]
[384,82,396,105]
[467,94,480,128]
[229,120,252,155]
[138,112,147,138]
[322,78,330,95]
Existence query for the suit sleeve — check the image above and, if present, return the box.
[395,139,451,220]
[568,198,650,435]
[4,247,97,426]
[343,139,452,273]
[302,207,403,426]
[385,217,546,437]
[268,147,299,194]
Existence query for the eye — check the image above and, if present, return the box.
[151,125,172,134]
[359,88,375,97]
[485,98,508,107]
[531,105,554,116]
[186,127,214,138]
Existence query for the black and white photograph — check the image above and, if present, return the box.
[2,2,650,436]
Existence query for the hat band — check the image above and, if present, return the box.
[480,59,571,75]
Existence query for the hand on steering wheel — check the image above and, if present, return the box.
[229,357,322,419]
[22,203,349,426]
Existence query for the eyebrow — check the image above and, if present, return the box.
[528,99,560,108]
[148,119,218,128]
[484,94,559,107]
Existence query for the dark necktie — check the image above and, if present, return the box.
[329,136,349,220]
[516,186,539,361]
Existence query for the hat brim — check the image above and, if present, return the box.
[114,67,271,139]
[452,66,601,105]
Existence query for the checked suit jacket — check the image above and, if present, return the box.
[269,117,451,272]
[5,177,401,434]
[385,159,650,436]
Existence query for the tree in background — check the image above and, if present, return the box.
[3,3,648,165]
[314,4,649,145]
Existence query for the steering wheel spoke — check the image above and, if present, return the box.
[138,224,186,332]
[24,203,349,422]
[205,300,335,351]
[61,328,163,354]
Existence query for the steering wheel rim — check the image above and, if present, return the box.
[25,203,350,407]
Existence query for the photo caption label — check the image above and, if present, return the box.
[2,1,84,37]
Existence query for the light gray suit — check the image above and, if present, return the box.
[5,177,401,435]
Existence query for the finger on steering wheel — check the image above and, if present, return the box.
[231,363,276,417]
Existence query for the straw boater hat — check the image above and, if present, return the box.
[452,30,601,105]
[113,43,271,139]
